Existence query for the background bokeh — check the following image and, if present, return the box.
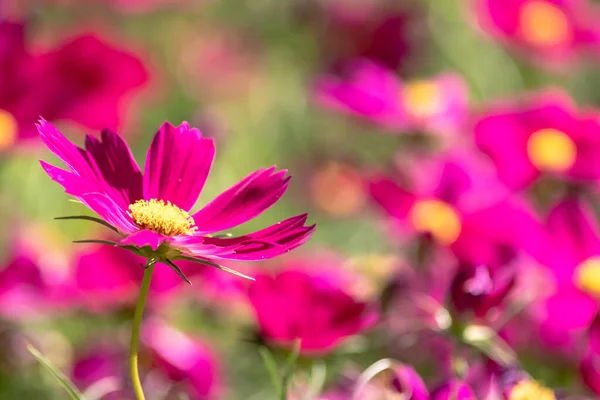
[3,0,600,399]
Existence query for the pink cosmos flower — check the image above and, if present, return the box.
[0,24,148,148]
[474,0,600,65]
[368,152,544,266]
[247,262,378,355]
[474,91,600,190]
[38,119,314,280]
[315,59,468,135]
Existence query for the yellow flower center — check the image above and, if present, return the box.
[409,199,462,245]
[526,128,577,172]
[402,80,442,118]
[509,380,555,400]
[128,199,197,236]
[575,256,600,298]
[0,109,18,150]
[519,1,571,47]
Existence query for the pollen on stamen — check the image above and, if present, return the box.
[128,199,197,236]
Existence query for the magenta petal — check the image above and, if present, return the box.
[40,161,137,233]
[174,214,315,261]
[119,230,168,251]
[547,198,600,263]
[37,119,101,184]
[368,175,416,220]
[84,129,143,208]
[544,289,598,330]
[143,122,215,212]
[192,167,290,233]
[581,352,600,395]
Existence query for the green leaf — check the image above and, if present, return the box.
[164,259,192,285]
[259,346,282,396]
[72,239,118,246]
[26,343,88,400]
[55,215,119,234]
[175,255,255,280]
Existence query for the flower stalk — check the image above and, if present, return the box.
[129,259,156,400]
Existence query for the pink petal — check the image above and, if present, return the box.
[40,161,137,234]
[544,289,598,330]
[143,122,215,212]
[368,175,416,220]
[474,111,538,189]
[174,214,316,261]
[37,119,101,184]
[119,230,168,251]
[84,129,143,208]
[547,198,600,264]
[192,167,290,233]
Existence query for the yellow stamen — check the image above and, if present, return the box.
[509,380,555,400]
[409,199,461,245]
[0,109,18,150]
[128,199,197,236]
[402,80,442,118]
[520,1,571,47]
[526,128,576,172]
[575,256,600,298]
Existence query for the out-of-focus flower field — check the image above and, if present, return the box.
[4,0,600,398]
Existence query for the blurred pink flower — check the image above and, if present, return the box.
[538,198,600,333]
[142,318,222,399]
[38,120,315,275]
[475,0,600,65]
[474,91,600,190]
[33,33,149,133]
[248,262,378,355]
[314,59,468,135]
[72,321,222,399]
[0,23,148,147]
[369,152,544,265]
[0,226,75,319]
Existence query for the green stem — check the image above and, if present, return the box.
[130,261,156,400]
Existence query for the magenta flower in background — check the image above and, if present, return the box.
[474,91,600,190]
[315,59,468,135]
[38,119,314,279]
[369,152,544,265]
[33,33,149,133]
[475,0,600,65]
[142,319,222,399]
[538,198,600,335]
[0,226,75,319]
[248,262,378,354]
[72,345,126,400]
[0,22,148,148]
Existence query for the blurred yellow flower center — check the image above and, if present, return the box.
[526,128,576,172]
[128,199,197,236]
[575,257,600,298]
[403,80,441,118]
[520,1,571,47]
[409,199,461,245]
[509,380,555,400]
[0,109,18,151]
